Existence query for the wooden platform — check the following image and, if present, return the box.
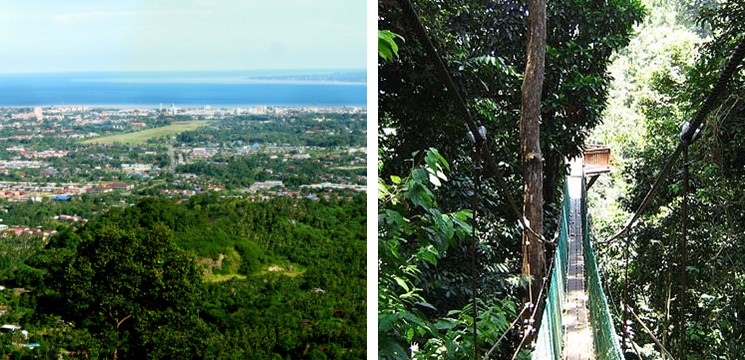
[562,174,594,359]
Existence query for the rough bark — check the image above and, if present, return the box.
[520,0,547,343]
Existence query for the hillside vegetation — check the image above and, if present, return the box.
[0,194,366,359]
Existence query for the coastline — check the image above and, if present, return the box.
[0,70,367,108]
[71,78,366,86]
[0,103,367,109]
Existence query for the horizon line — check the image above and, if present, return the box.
[0,68,367,76]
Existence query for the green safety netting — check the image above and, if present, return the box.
[531,181,570,360]
[582,176,623,360]
[531,176,622,360]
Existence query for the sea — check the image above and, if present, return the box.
[0,70,366,108]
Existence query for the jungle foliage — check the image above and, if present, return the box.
[0,194,366,359]
[379,0,644,357]
[590,0,745,358]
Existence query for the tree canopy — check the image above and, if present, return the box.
[589,0,745,358]
[379,0,644,357]
[1,194,366,359]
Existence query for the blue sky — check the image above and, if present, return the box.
[0,0,366,73]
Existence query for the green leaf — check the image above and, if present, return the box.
[393,275,410,292]
[384,209,406,227]
[434,318,458,331]
[411,168,428,184]
[451,210,473,236]
[378,180,390,200]
[405,327,415,342]
[379,30,403,62]
[408,183,434,209]
[415,244,439,265]
[425,148,449,171]
[415,301,438,312]
[433,214,454,241]
[379,43,393,62]
[402,312,434,335]
[379,313,398,332]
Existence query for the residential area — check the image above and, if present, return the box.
[0,105,366,236]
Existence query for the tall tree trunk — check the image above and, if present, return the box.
[520,0,547,343]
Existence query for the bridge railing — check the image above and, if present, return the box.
[582,175,624,360]
[532,181,570,360]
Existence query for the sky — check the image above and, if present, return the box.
[0,0,366,73]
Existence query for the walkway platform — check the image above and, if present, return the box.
[532,160,621,359]
[562,172,594,359]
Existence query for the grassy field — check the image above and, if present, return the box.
[258,263,305,278]
[204,273,247,282]
[81,120,212,145]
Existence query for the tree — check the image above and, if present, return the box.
[378,148,517,358]
[45,222,206,359]
[520,0,547,339]
[591,1,745,358]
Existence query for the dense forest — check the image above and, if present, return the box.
[590,0,745,358]
[0,194,366,359]
[379,0,745,359]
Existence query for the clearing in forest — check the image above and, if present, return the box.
[260,263,305,278]
[80,120,212,145]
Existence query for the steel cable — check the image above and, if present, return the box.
[603,36,745,243]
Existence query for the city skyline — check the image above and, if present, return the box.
[0,0,366,74]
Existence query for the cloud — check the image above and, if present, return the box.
[0,0,365,72]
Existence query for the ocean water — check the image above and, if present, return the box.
[0,71,366,107]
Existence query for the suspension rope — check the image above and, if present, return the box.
[513,258,555,360]
[627,306,677,360]
[472,141,483,359]
[603,36,745,244]
[622,230,631,352]
[677,143,690,359]
[484,305,530,358]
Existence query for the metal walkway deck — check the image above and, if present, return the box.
[532,162,622,360]
[563,175,594,359]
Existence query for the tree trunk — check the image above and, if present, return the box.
[520,0,547,343]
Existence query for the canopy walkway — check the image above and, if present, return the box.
[526,35,745,360]
[385,3,745,357]
[532,161,622,360]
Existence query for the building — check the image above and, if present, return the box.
[33,107,43,121]
[247,181,284,193]
[100,182,133,190]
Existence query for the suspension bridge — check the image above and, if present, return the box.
[528,37,745,360]
[387,2,745,357]
[532,153,624,360]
